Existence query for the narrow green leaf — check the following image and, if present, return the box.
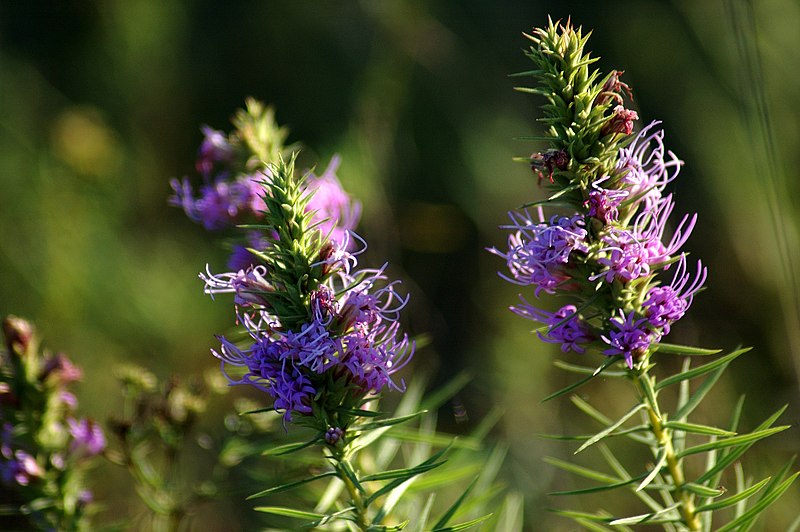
[544,457,619,483]
[696,405,787,484]
[537,425,648,441]
[253,506,326,519]
[366,521,409,531]
[512,134,555,141]
[549,474,647,496]
[695,477,770,513]
[339,460,365,493]
[663,421,736,437]
[247,471,337,499]
[431,514,493,531]
[262,436,322,456]
[608,503,682,525]
[678,426,789,458]
[553,360,627,377]
[360,460,445,482]
[637,448,667,491]
[431,476,479,529]
[542,358,623,403]
[334,407,384,418]
[575,403,646,454]
[386,428,481,450]
[716,472,800,532]
[655,348,751,390]
[356,410,427,431]
[364,445,452,506]
[572,518,615,532]
[673,365,728,421]
[682,482,726,498]
[653,344,722,356]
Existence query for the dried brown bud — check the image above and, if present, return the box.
[3,315,34,357]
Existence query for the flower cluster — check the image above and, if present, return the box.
[0,316,105,530]
[493,21,707,369]
[169,99,360,269]
[182,102,413,429]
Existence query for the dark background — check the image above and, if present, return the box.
[1,1,798,528]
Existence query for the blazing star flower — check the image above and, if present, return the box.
[632,194,697,265]
[602,105,639,136]
[512,301,594,354]
[303,156,362,249]
[591,228,651,283]
[196,126,235,177]
[169,177,257,231]
[586,178,629,224]
[644,255,707,334]
[602,311,655,368]
[68,418,106,457]
[617,121,682,209]
[493,212,589,296]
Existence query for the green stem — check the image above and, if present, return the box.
[332,452,370,530]
[634,367,701,532]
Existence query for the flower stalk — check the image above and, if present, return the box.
[494,18,796,529]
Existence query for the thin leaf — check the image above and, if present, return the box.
[574,403,646,454]
[430,476,479,529]
[553,360,626,377]
[608,503,683,526]
[359,460,445,482]
[695,477,770,513]
[431,514,493,532]
[653,344,721,355]
[655,348,750,390]
[543,457,619,483]
[247,471,337,499]
[356,410,427,431]
[542,358,622,403]
[681,482,726,498]
[673,365,728,420]
[549,474,647,496]
[637,447,667,491]
[663,421,736,437]
[338,460,365,493]
[262,436,322,456]
[386,428,481,451]
[253,506,325,519]
[696,404,786,484]
[716,472,800,532]
[364,445,452,506]
[677,426,789,458]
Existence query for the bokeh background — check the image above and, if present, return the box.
[1,0,799,529]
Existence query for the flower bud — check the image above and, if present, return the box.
[3,315,34,357]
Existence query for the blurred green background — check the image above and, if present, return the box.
[1,0,799,529]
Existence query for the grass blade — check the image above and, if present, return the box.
[542,357,620,403]
[716,472,800,532]
[247,471,336,499]
[677,426,789,458]
[574,404,646,454]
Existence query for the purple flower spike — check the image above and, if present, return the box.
[196,126,234,177]
[602,311,654,368]
[304,156,362,249]
[68,418,106,457]
[644,255,707,334]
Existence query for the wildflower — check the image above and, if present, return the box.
[586,178,628,224]
[512,302,594,353]
[602,105,639,136]
[602,311,654,368]
[596,70,633,106]
[304,156,362,248]
[68,418,106,457]
[643,256,707,334]
[617,121,682,208]
[493,212,588,295]
[196,126,235,177]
